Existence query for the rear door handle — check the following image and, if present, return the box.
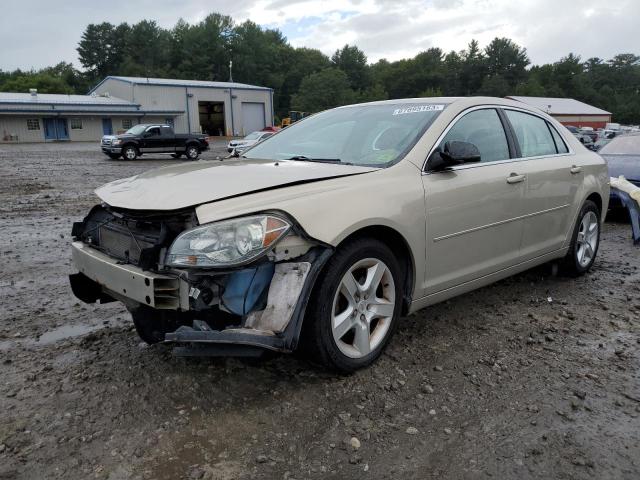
[506,173,526,184]
[570,165,583,174]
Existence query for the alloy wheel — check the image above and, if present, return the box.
[331,258,396,358]
[187,147,199,159]
[576,211,598,267]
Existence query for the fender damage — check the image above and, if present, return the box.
[69,203,334,355]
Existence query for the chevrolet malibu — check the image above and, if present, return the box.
[69,97,609,372]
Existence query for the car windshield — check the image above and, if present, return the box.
[243,102,446,166]
[599,135,640,155]
[126,125,147,135]
[244,132,262,140]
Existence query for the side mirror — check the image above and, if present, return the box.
[428,141,481,171]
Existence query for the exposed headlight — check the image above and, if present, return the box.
[165,214,291,267]
[112,139,122,145]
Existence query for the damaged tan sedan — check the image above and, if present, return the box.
[70,97,609,372]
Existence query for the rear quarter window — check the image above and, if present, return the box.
[548,123,569,154]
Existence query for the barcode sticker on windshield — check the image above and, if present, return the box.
[393,104,445,115]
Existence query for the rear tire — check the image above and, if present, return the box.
[122,145,138,161]
[130,306,188,344]
[300,238,403,373]
[561,200,601,275]
[186,145,200,160]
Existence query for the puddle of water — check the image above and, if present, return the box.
[0,323,103,351]
[36,323,101,345]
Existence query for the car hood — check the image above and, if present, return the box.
[601,154,640,182]
[95,158,379,210]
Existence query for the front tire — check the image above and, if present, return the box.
[562,200,601,275]
[186,145,200,160]
[301,238,403,372]
[122,145,138,161]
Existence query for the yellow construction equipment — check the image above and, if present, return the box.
[281,111,308,127]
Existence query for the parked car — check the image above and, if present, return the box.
[70,97,609,372]
[227,130,275,154]
[101,124,209,161]
[579,127,598,143]
[599,133,640,207]
[579,134,597,151]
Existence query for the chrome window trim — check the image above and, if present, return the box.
[421,104,575,175]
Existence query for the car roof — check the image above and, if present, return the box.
[338,96,550,115]
[600,133,640,154]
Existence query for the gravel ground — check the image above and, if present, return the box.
[1,141,639,480]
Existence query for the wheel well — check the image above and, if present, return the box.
[338,226,415,315]
[585,192,602,214]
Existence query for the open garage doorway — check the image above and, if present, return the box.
[198,101,225,136]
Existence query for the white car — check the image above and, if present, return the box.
[69,97,609,372]
[227,131,275,154]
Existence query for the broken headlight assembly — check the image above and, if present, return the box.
[165,214,291,267]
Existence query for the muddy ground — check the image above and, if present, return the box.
[0,141,639,480]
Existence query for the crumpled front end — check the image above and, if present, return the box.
[69,204,332,355]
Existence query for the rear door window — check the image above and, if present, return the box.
[440,108,510,163]
[505,110,557,157]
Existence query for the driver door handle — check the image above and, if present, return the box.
[570,165,583,174]
[506,173,526,184]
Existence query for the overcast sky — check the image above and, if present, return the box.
[1,0,638,71]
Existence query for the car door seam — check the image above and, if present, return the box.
[433,204,571,242]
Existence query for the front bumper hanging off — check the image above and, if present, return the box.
[70,239,332,355]
[163,249,332,355]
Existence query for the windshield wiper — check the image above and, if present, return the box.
[287,155,349,164]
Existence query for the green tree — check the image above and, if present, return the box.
[77,22,129,80]
[278,47,331,116]
[358,83,388,103]
[230,21,291,106]
[173,13,234,80]
[119,20,172,77]
[332,44,370,90]
[552,53,584,96]
[0,73,74,94]
[478,74,511,97]
[484,38,529,87]
[460,40,485,94]
[515,76,546,96]
[291,68,356,112]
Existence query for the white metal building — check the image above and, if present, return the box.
[90,76,274,137]
[0,91,182,143]
[506,96,612,129]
